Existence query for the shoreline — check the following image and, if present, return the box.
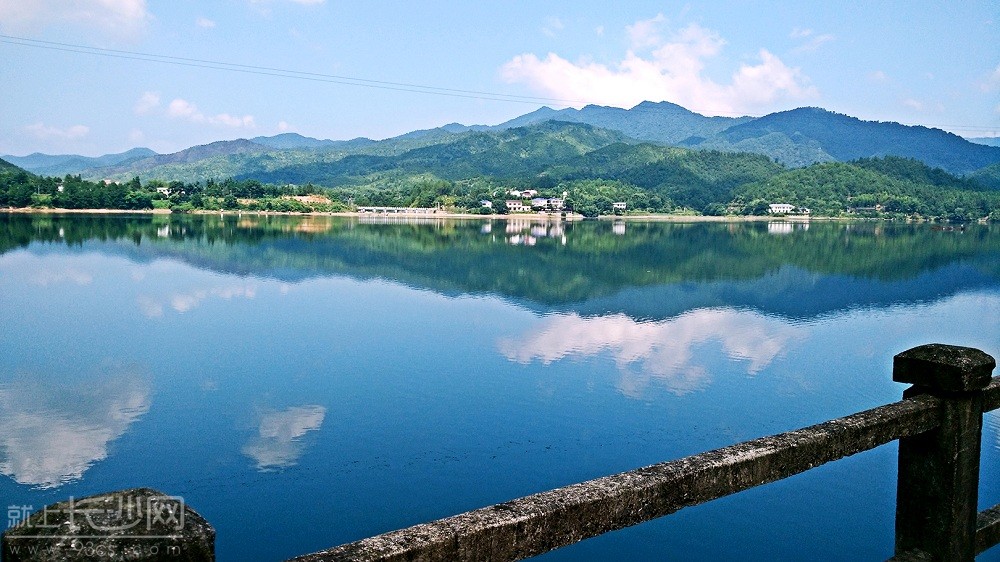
[0,207,835,222]
[2,207,173,215]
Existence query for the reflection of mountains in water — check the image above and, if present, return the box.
[87,240,1000,322]
[570,263,999,321]
[5,214,1000,321]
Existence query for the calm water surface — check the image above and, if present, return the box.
[1,214,998,561]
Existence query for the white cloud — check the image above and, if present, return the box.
[167,98,199,119]
[196,16,216,28]
[903,98,924,111]
[542,16,564,38]
[983,64,1000,92]
[626,13,666,50]
[731,49,813,106]
[0,373,150,488]
[501,20,816,115]
[25,122,89,140]
[167,98,256,128]
[868,70,889,83]
[595,25,604,36]
[211,113,256,128]
[134,91,160,115]
[792,33,834,53]
[128,128,145,143]
[0,0,151,37]
[498,309,802,397]
[277,120,292,132]
[243,405,326,470]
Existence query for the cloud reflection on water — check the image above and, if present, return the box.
[137,283,258,317]
[499,308,803,397]
[0,372,150,489]
[243,405,326,471]
[30,266,94,286]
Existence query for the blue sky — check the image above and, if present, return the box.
[0,0,997,156]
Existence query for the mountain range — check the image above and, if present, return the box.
[3,147,156,177]
[5,102,999,185]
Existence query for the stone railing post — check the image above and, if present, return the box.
[893,343,996,561]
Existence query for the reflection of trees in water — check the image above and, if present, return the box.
[2,214,998,309]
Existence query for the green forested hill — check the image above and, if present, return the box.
[545,143,784,211]
[970,163,1000,191]
[0,157,21,174]
[853,156,988,189]
[236,121,632,185]
[687,108,1000,173]
[88,127,489,183]
[0,158,47,208]
[734,159,999,218]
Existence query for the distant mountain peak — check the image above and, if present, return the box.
[631,100,687,111]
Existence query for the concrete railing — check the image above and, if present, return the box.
[289,344,999,562]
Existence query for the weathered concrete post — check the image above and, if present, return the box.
[893,343,996,561]
[2,488,214,562]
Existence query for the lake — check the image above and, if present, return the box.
[1,213,998,561]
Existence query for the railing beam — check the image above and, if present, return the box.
[893,343,996,562]
[983,377,1000,413]
[977,504,1000,555]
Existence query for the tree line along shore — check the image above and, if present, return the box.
[2,154,999,221]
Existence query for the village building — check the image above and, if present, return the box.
[505,200,530,213]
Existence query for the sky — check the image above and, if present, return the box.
[0,0,998,156]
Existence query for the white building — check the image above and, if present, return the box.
[506,200,529,213]
[768,203,795,214]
